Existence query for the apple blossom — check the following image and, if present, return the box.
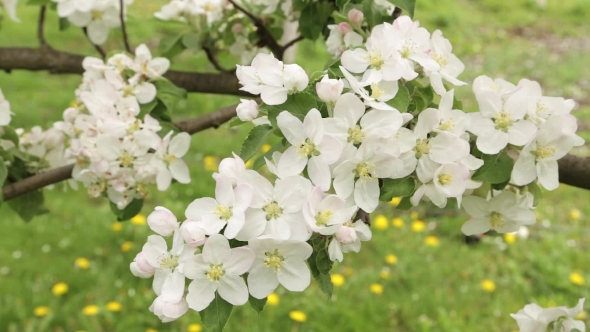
[316,75,344,106]
[302,186,358,235]
[152,131,192,191]
[148,206,179,237]
[150,296,189,323]
[328,219,372,262]
[236,99,260,122]
[511,298,586,332]
[426,30,467,95]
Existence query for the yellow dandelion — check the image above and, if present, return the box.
[425,236,440,247]
[389,197,401,206]
[569,208,581,221]
[121,241,133,252]
[146,329,158,332]
[245,159,253,169]
[289,310,307,323]
[130,214,146,226]
[369,283,384,295]
[575,311,587,320]
[411,220,425,233]
[111,222,123,232]
[570,272,585,285]
[385,254,398,265]
[331,273,345,287]
[392,217,404,228]
[75,257,90,270]
[106,301,122,312]
[52,282,68,296]
[82,305,99,316]
[261,144,272,153]
[380,269,390,280]
[481,279,496,292]
[188,323,203,332]
[34,306,50,317]
[267,293,280,306]
[203,156,218,171]
[504,233,517,244]
[374,215,388,230]
[410,211,420,220]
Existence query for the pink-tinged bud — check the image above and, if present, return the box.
[336,225,358,244]
[180,219,207,247]
[337,22,352,35]
[231,23,244,33]
[63,107,79,123]
[130,252,156,278]
[147,206,178,236]
[236,99,260,122]
[348,9,364,25]
[315,76,344,105]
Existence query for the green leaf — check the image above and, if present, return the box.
[265,93,319,128]
[386,0,416,17]
[317,273,334,297]
[158,122,180,138]
[387,83,410,112]
[199,293,234,332]
[248,295,267,314]
[182,33,201,50]
[307,249,320,278]
[158,34,186,59]
[252,142,282,170]
[138,99,158,119]
[240,125,274,162]
[58,17,70,31]
[315,248,333,274]
[8,190,48,222]
[154,79,188,98]
[1,126,20,146]
[109,199,144,221]
[362,0,390,28]
[0,157,7,188]
[527,182,542,208]
[395,196,414,210]
[471,152,514,184]
[299,2,334,40]
[380,177,416,201]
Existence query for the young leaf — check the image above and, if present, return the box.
[240,125,275,162]
[158,34,186,59]
[154,79,188,98]
[379,177,416,201]
[298,2,334,40]
[8,190,48,222]
[471,152,514,184]
[182,33,201,50]
[395,196,414,210]
[315,248,333,274]
[252,142,282,170]
[317,273,334,297]
[387,83,410,112]
[248,295,267,314]
[199,293,234,332]
[109,199,144,222]
[265,93,318,128]
[386,0,416,17]
[307,249,320,278]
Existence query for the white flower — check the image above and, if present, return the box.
[283,64,309,94]
[132,44,171,79]
[130,252,156,278]
[141,231,196,299]
[277,109,342,190]
[152,131,191,191]
[511,298,586,332]
[67,2,121,45]
[326,24,363,58]
[511,114,583,190]
[236,99,260,122]
[412,156,470,208]
[517,78,576,124]
[184,234,255,311]
[302,186,358,235]
[179,219,207,247]
[461,191,536,235]
[264,151,300,179]
[1,0,19,22]
[185,175,254,239]
[328,220,372,262]
[154,0,187,21]
[473,75,516,97]
[426,30,467,95]
[469,90,538,155]
[0,88,12,126]
[147,206,179,237]
[236,171,312,241]
[339,66,399,110]
[391,16,440,78]
[216,152,246,186]
[333,142,402,213]
[414,89,470,137]
[316,75,344,106]
[247,238,312,299]
[149,295,189,323]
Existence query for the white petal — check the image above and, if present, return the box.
[161,270,186,303]
[202,234,231,264]
[225,247,255,275]
[277,259,311,292]
[461,218,491,236]
[218,275,249,306]
[186,279,217,311]
[169,159,190,184]
[247,264,279,299]
[169,132,191,157]
[185,198,218,220]
[353,178,379,213]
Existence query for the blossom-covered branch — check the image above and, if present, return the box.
[0,47,249,96]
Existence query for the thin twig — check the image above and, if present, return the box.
[82,28,107,59]
[202,46,235,73]
[227,0,284,59]
[282,35,304,52]
[119,0,132,53]
[37,6,47,46]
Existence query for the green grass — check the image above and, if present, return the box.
[1,0,590,331]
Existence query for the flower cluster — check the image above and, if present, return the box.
[56,45,191,209]
[511,298,586,332]
[16,126,68,173]
[51,0,134,45]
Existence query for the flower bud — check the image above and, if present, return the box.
[63,107,80,123]
[217,152,246,186]
[130,252,156,278]
[180,219,207,247]
[236,99,260,122]
[348,9,364,25]
[150,296,189,323]
[147,206,178,236]
[338,22,352,35]
[315,76,344,105]
[336,225,358,244]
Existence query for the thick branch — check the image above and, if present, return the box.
[2,103,240,201]
[557,154,590,190]
[0,47,249,96]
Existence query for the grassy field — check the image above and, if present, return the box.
[1,0,590,331]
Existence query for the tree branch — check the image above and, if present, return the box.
[38,6,47,46]
[83,28,107,59]
[0,47,250,96]
[557,154,590,191]
[2,103,240,201]
[119,0,132,53]
[282,35,304,52]
[202,45,235,73]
